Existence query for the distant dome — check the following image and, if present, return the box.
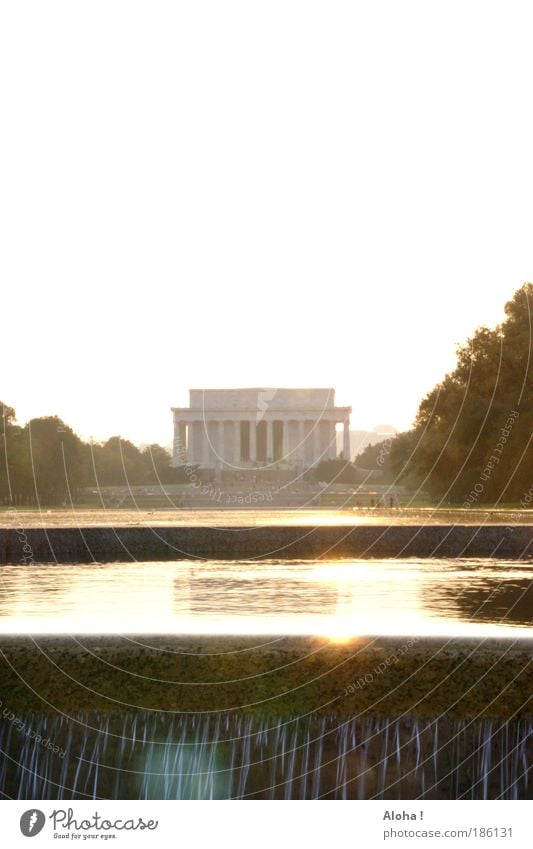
[372,424,397,435]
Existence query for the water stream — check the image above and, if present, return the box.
[1,711,530,800]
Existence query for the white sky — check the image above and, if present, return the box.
[1,2,532,447]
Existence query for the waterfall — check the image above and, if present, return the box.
[0,712,530,800]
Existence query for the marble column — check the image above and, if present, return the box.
[298,419,305,468]
[185,422,193,464]
[178,422,187,463]
[233,419,241,464]
[173,420,187,464]
[202,420,210,467]
[266,419,274,462]
[250,420,257,463]
[282,420,289,463]
[328,422,337,460]
[313,421,321,465]
[343,418,351,462]
[217,420,224,470]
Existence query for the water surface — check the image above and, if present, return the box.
[0,558,531,638]
[2,507,533,526]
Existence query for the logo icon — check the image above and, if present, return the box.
[256,389,277,422]
[20,810,46,837]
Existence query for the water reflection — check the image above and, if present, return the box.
[451,579,533,625]
[3,508,533,527]
[181,568,341,617]
[0,559,531,637]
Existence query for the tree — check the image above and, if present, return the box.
[312,459,359,484]
[0,401,17,503]
[392,283,533,503]
[355,439,395,482]
[90,436,147,488]
[0,401,16,434]
[0,401,185,504]
[25,416,86,504]
[141,444,173,483]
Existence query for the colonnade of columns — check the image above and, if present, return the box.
[173,416,351,469]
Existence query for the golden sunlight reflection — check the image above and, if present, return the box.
[0,559,531,639]
[4,508,531,529]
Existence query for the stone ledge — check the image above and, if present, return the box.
[1,635,530,719]
[0,524,532,563]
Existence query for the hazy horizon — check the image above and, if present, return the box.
[2,3,532,446]
[4,384,403,450]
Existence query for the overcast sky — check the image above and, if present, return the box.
[1,2,531,447]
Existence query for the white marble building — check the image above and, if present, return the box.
[171,388,351,471]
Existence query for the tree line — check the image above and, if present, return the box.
[2,283,531,507]
[0,411,181,505]
[386,283,532,504]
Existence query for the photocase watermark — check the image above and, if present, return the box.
[376,438,393,467]
[463,410,519,508]
[342,638,419,695]
[18,807,160,839]
[14,526,36,565]
[50,807,158,834]
[0,700,66,759]
[256,389,277,423]
[181,463,275,504]
[174,431,277,505]
[202,485,274,505]
[20,809,46,837]
[502,481,533,533]
[511,481,533,514]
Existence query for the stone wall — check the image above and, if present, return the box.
[1,635,530,718]
[188,387,336,411]
[0,524,531,563]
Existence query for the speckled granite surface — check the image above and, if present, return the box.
[1,635,530,718]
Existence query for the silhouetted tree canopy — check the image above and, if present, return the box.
[354,439,395,482]
[390,283,532,503]
[2,284,531,506]
[0,409,177,505]
[312,459,360,484]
